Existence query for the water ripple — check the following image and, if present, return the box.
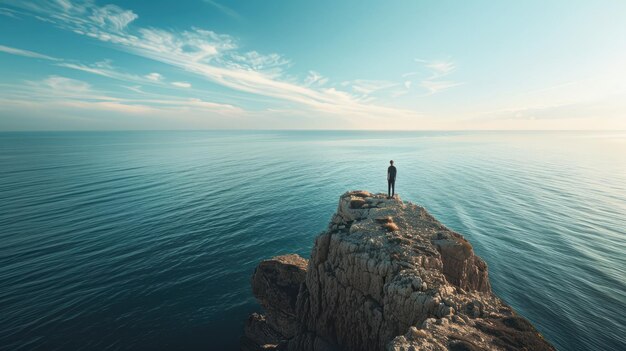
[0,131,624,350]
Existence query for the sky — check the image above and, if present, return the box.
[0,0,625,130]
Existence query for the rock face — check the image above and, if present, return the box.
[242,191,555,351]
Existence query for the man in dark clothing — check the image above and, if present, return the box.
[387,160,397,198]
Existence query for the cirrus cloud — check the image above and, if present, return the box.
[3,0,420,122]
[172,81,191,88]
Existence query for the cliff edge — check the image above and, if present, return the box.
[241,191,555,351]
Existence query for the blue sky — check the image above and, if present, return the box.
[0,0,625,130]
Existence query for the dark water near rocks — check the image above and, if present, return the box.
[0,131,624,351]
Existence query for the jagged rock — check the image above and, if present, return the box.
[242,191,555,351]
[250,254,308,338]
[242,313,284,347]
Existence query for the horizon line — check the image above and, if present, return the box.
[0,129,624,133]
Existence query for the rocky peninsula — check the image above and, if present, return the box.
[241,191,555,351]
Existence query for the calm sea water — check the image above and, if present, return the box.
[0,131,624,351]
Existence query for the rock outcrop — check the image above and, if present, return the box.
[242,191,555,351]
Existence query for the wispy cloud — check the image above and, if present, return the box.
[3,0,417,121]
[0,44,59,60]
[124,85,145,94]
[89,4,138,31]
[346,79,399,96]
[420,80,463,95]
[59,60,195,92]
[40,75,91,92]
[55,0,73,11]
[2,75,243,116]
[409,59,463,95]
[58,60,143,82]
[416,59,456,77]
[18,75,122,102]
[304,71,328,87]
[0,7,20,18]
[203,0,241,20]
[172,81,191,88]
[145,72,163,82]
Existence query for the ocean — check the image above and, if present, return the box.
[0,131,624,350]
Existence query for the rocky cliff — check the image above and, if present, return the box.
[241,191,555,351]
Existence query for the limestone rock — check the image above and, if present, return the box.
[242,191,555,351]
[250,254,308,338]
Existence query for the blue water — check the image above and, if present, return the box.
[0,131,624,351]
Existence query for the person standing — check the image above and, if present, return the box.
[387,160,397,198]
